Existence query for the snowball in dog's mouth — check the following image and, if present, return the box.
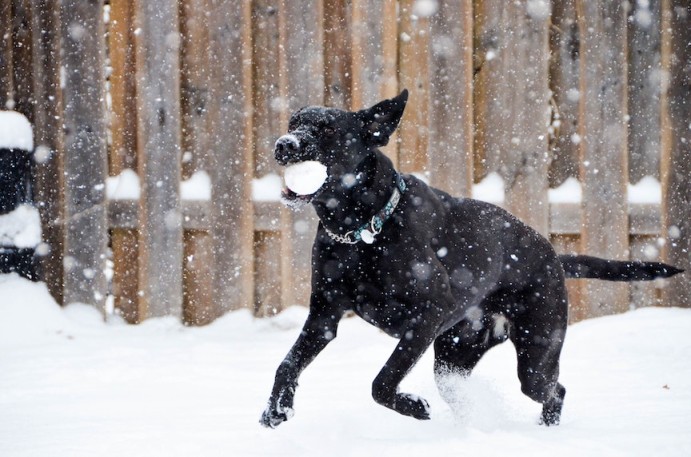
[281,160,327,208]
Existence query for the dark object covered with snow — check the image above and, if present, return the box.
[0,111,40,280]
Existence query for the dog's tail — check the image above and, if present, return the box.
[559,255,684,281]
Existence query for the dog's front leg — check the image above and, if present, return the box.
[371,322,438,420]
[260,308,341,428]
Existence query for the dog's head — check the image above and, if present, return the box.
[275,89,408,206]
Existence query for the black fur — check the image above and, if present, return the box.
[260,90,683,429]
[560,254,683,281]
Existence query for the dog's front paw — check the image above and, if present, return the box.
[260,403,295,429]
[396,393,431,420]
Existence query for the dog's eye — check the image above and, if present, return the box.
[322,126,335,137]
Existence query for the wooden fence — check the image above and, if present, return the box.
[0,0,689,324]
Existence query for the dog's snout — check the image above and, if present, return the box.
[275,134,300,165]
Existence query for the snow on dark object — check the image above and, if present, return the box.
[0,111,40,280]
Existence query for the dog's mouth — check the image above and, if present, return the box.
[280,187,314,209]
[280,160,328,209]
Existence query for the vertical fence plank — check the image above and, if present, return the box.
[549,0,581,315]
[281,0,323,112]
[351,0,388,109]
[207,0,254,312]
[254,231,282,316]
[179,0,217,324]
[551,234,586,322]
[379,0,399,162]
[182,230,215,324]
[280,0,323,308]
[179,0,212,179]
[628,0,662,182]
[252,0,285,314]
[1,1,14,109]
[428,0,474,197]
[30,0,64,304]
[109,0,139,322]
[252,0,282,176]
[323,0,351,109]
[630,235,662,308]
[398,0,430,175]
[473,0,551,234]
[661,0,691,307]
[134,0,183,318]
[502,1,551,235]
[109,0,137,172]
[549,0,580,187]
[473,0,504,180]
[59,0,109,309]
[12,0,34,122]
[578,0,630,316]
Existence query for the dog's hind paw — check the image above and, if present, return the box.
[396,393,431,420]
[259,404,295,429]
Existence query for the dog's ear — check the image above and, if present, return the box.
[357,89,408,147]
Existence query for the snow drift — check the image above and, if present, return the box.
[0,274,690,457]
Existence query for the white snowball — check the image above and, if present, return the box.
[284,161,327,196]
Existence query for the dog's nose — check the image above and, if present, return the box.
[274,134,300,165]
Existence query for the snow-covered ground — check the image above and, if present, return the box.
[1,274,690,457]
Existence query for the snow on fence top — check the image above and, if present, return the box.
[0,111,33,151]
[110,168,662,207]
[106,169,140,200]
[548,177,582,203]
[628,176,662,204]
[106,169,212,201]
[252,174,283,202]
[472,172,505,204]
[180,170,211,201]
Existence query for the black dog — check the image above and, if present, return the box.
[260,90,683,428]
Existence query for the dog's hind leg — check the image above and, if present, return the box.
[433,319,506,376]
[513,334,566,426]
[433,314,509,406]
[511,281,569,426]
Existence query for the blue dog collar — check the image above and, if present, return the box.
[325,173,407,245]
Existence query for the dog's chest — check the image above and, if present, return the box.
[333,245,437,336]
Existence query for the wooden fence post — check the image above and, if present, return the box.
[11,0,34,122]
[323,0,351,109]
[108,0,139,322]
[628,0,662,182]
[627,1,664,309]
[59,0,109,310]
[134,0,184,318]
[1,1,13,109]
[549,0,580,187]
[351,0,390,109]
[109,0,138,173]
[428,0,474,198]
[661,0,691,307]
[207,0,254,313]
[30,0,64,305]
[398,0,430,175]
[179,0,217,325]
[578,0,630,317]
[280,0,324,309]
[351,0,398,162]
[252,0,284,316]
[473,0,551,235]
[550,0,584,318]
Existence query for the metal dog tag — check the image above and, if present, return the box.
[360,229,376,244]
